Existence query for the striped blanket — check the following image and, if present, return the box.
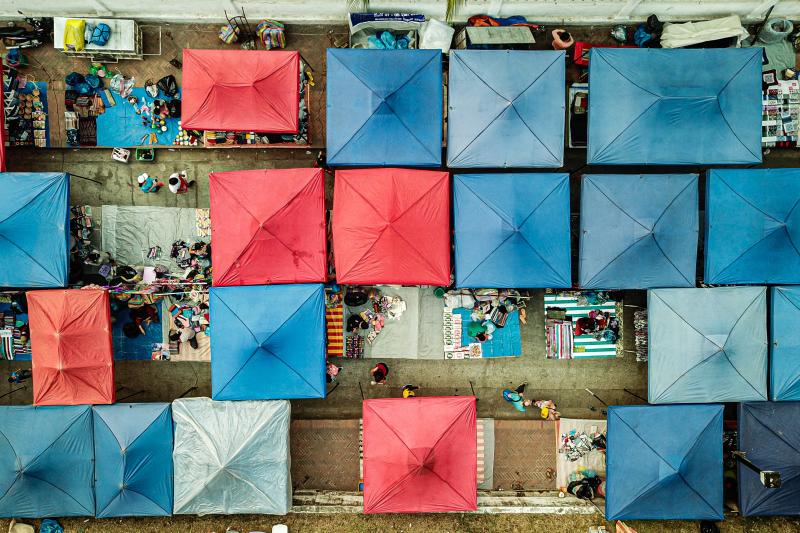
[544,294,620,359]
[326,304,344,358]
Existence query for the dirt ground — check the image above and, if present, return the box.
[5,515,800,533]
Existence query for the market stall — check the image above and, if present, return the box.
[648,287,767,404]
[210,168,326,286]
[210,284,326,400]
[770,287,800,401]
[579,174,698,289]
[606,404,723,520]
[453,173,570,288]
[326,49,442,167]
[93,403,173,517]
[588,48,762,165]
[0,172,69,288]
[447,50,564,168]
[738,402,800,516]
[333,168,450,285]
[544,291,621,359]
[182,49,300,134]
[28,289,115,405]
[705,168,800,285]
[172,398,291,515]
[0,405,94,517]
[362,396,477,513]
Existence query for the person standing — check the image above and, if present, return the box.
[167,170,195,194]
[370,362,389,385]
[502,381,531,412]
[8,369,32,384]
[137,173,163,193]
[402,384,419,398]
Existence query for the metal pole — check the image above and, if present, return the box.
[585,388,608,406]
[623,388,647,402]
[118,390,145,402]
[178,386,198,399]
[0,386,25,400]
[358,381,364,400]
[69,173,103,185]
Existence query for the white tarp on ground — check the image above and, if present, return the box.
[101,205,209,272]
[660,15,749,48]
[172,398,291,515]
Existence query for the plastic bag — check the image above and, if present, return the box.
[91,22,112,46]
[420,18,454,53]
[109,73,134,98]
[157,75,178,97]
[63,19,86,51]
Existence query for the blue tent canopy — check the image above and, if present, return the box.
[579,174,698,289]
[0,405,94,517]
[453,173,571,288]
[648,287,768,404]
[447,50,564,168]
[588,48,762,165]
[211,283,326,400]
[771,287,800,401]
[606,404,723,520]
[705,169,800,285]
[738,402,800,516]
[326,49,442,167]
[0,172,69,288]
[93,403,173,517]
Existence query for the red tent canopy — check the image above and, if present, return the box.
[210,167,327,286]
[28,289,115,406]
[182,49,300,133]
[363,396,477,513]
[333,168,450,285]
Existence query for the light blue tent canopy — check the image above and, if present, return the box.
[579,174,698,289]
[606,404,723,521]
[172,398,292,515]
[738,402,800,516]
[588,48,762,165]
[211,283,326,400]
[0,405,94,517]
[771,287,800,401]
[705,169,800,285]
[0,172,69,288]
[326,49,442,167]
[93,403,173,517]
[447,50,564,168]
[648,287,768,403]
[453,173,571,288]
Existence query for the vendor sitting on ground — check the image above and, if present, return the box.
[122,303,160,338]
[468,319,495,342]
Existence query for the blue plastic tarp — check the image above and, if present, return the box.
[606,404,723,520]
[588,48,762,165]
[648,287,768,403]
[738,402,800,516]
[96,88,181,147]
[447,50,564,168]
[579,174,698,289]
[453,173,571,288]
[771,287,800,401]
[326,49,442,167]
[705,169,800,285]
[211,283,326,400]
[0,405,94,517]
[0,172,69,288]
[93,403,173,517]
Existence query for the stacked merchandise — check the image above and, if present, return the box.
[633,309,648,362]
[442,308,469,359]
[762,80,800,148]
[3,71,48,148]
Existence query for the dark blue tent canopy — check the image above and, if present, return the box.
[0,405,94,517]
[606,404,723,521]
[326,49,442,167]
[93,403,173,517]
[648,287,768,404]
[0,172,69,288]
[579,174,698,289]
[447,50,564,168]
[771,287,800,401]
[739,402,800,516]
[453,173,571,288]
[588,48,762,165]
[211,284,326,400]
[705,169,800,285]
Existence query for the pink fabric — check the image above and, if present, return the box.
[362,396,477,514]
[333,168,451,285]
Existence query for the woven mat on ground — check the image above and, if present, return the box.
[493,419,557,490]
[292,419,360,491]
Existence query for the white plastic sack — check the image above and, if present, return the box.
[420,18,455,53]
[172,398,292,515]
[661,15,750,48]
